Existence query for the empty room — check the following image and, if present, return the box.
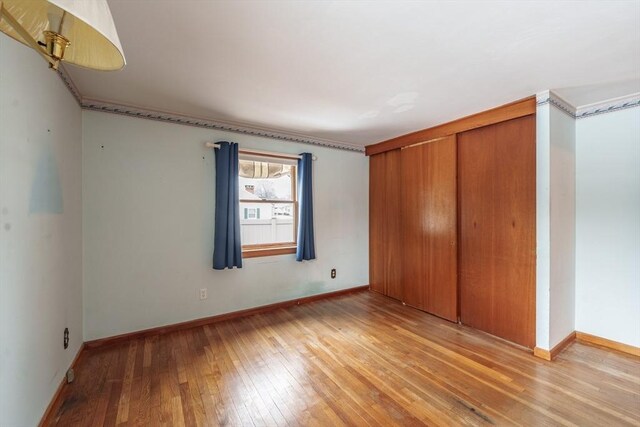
[1,0,639,426]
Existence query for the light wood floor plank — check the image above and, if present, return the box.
[46,291,640,426]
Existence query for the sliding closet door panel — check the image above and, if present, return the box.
[370,153,386,295]
[384,150,403,300]
[401,135,458,321]
[369,150,402,300]
[400,145,422,310]
[458,115,536,348]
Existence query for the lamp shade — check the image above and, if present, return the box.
[0,0,125,70]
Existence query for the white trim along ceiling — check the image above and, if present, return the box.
[56,66,365,153]
[60,65,640,154]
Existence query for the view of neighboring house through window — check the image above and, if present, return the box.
[239,154,297,250]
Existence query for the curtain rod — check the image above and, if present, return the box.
[205,142,316,160]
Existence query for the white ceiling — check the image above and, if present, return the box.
[66,0,640,148]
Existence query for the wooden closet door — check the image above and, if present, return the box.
[401,135,458,321]
[458,115,536,348]
[369,150,402,300]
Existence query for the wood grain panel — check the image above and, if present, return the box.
[401,136,457,321]
[46,292,640,427]
[458,115,536,348]
[369,150,402,300]
[366,96,536,156]
[369,153,386,296]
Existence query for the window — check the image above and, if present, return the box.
[239,153,297,257]
[243,208,259,219]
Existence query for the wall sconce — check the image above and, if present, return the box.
[0,0,125,71]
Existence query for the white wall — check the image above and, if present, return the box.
[82,111,369,340]
[575,106,640,348]
[0,37,83,426]
[548,105,576,347]
[535,100,552,350]
[536,93,577,350]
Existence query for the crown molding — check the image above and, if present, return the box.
[536,90,640,120]
[54,67,364,153]
[81,98,365,152]
[56,68,639,149]
[575,92,640,119]
[56,65,82,106]
[536,90,576,118]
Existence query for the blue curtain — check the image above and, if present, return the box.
[213,142,242,270]
[296,153,316,261]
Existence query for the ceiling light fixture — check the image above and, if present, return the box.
[0,0,125,71]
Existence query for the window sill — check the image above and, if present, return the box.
[242,246,297,259]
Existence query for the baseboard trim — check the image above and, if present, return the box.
[533,347,552,361]
[85,285,370,349]
[534,330,640,361]
[39,343,86,427]
[534,331,576,361]
[575,331,640,357]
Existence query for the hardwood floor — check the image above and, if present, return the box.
[47,291,640,426]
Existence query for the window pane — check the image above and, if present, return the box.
[240,202,295,245]
[239,160,293,201]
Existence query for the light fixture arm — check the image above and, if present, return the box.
[0,1,60,69]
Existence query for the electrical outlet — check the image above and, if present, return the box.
[199,288,208,300]
[331,268,336,279]
[63,328,69,349]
